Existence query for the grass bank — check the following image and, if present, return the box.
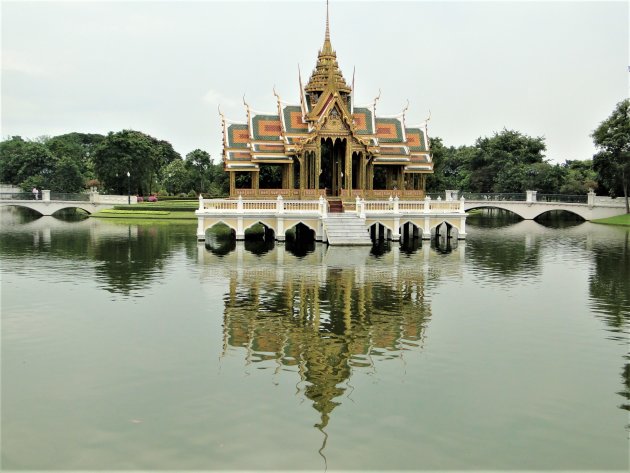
[591,213,630,226]
[91,200,198,220]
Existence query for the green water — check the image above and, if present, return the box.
[1,208,628,471]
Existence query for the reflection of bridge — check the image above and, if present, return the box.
[0,190,136,215]
[462,190,626,220]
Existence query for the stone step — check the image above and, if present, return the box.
[324,214,372,246]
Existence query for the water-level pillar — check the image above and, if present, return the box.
[197,218,205,241]
[235,195,245,240]
[276,195,285,242]
[422,196,431,240]
[392,196,400,241]
[458,196,467,239]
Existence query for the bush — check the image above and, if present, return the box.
[148,195,158,202]
[187,190,197,198]
[137,196,144,202]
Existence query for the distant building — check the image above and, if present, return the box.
[220,2,433,199]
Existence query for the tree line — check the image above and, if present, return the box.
[0,130,228,197]
[0,99,627,210]
[425,99,628,214]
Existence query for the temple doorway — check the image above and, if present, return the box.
[319,138,347,196]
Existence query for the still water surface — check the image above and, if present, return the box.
[1,208,628,471]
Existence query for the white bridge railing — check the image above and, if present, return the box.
[198,195,466,217]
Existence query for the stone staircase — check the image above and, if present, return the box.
[323,213,372,246]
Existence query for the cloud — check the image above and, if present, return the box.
[202,89,242,116]
[1,51,46,77]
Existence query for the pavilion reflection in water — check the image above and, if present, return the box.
[199,244,464,434]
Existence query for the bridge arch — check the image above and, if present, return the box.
[205,220,237,236]
[465,204,526,219]
[368,220,393,241]
[0,202,95,215]
[285,221,316,242]
[430,219,460,239]
[286,219,318,234]
[532,208,587,221]
[399,219,422,240]
[244,219,276,240]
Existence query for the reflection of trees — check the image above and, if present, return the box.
[92,222,196,294]
[0,208,198,296]
[465,231,541,280]
[222,262,431,436]
[588,230,630,411]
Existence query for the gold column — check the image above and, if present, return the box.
[281,165,288,190]
[229,172,236,197]
[288,162,294,192]
[345,141,352,192]
[360,153,366,192]
[298,155,305,197]
[315,143,321,190]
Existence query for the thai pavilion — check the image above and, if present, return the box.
[219,2,433,200]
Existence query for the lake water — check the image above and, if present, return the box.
[1,207,628,471]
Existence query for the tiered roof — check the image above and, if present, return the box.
[220,2,433,174]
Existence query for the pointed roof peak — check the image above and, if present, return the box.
[322,0,333,55]
[325,0,330,41]
[305,0,350,96]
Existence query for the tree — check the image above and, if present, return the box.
[592,99,630,213]
[45,133,104,178]
[207,161,229,197]
[0,136,57,189]
[426,138,474,193]
[49,156,84,193]
[162,159,193,195]
[470,129,546,193]
[559,160,597,195]
[185,149,212,193]
[92,130,181,195]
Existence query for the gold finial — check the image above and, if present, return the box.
[242,95,249,108]
[325,0,330,42]
[322,0,332,54]
[402,99,410,114]
[373,89,381,110]
[217,104,225,120]
[425,109,432,122]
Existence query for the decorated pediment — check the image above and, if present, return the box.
[321,104,351,134]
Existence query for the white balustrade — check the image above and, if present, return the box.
[197,196,467,216]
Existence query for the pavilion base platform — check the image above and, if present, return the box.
[195,195,467,246]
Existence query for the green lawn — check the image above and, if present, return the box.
[591,213,630,226]
[91,209,196,220]
[91,200,199,220]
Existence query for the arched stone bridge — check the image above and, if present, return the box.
[0,190,136,215]
[459,190,626,220]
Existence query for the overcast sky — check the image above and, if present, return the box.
[2,0,628,163]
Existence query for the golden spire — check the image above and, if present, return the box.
[304,0,351,96]
[323,0,332,54]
